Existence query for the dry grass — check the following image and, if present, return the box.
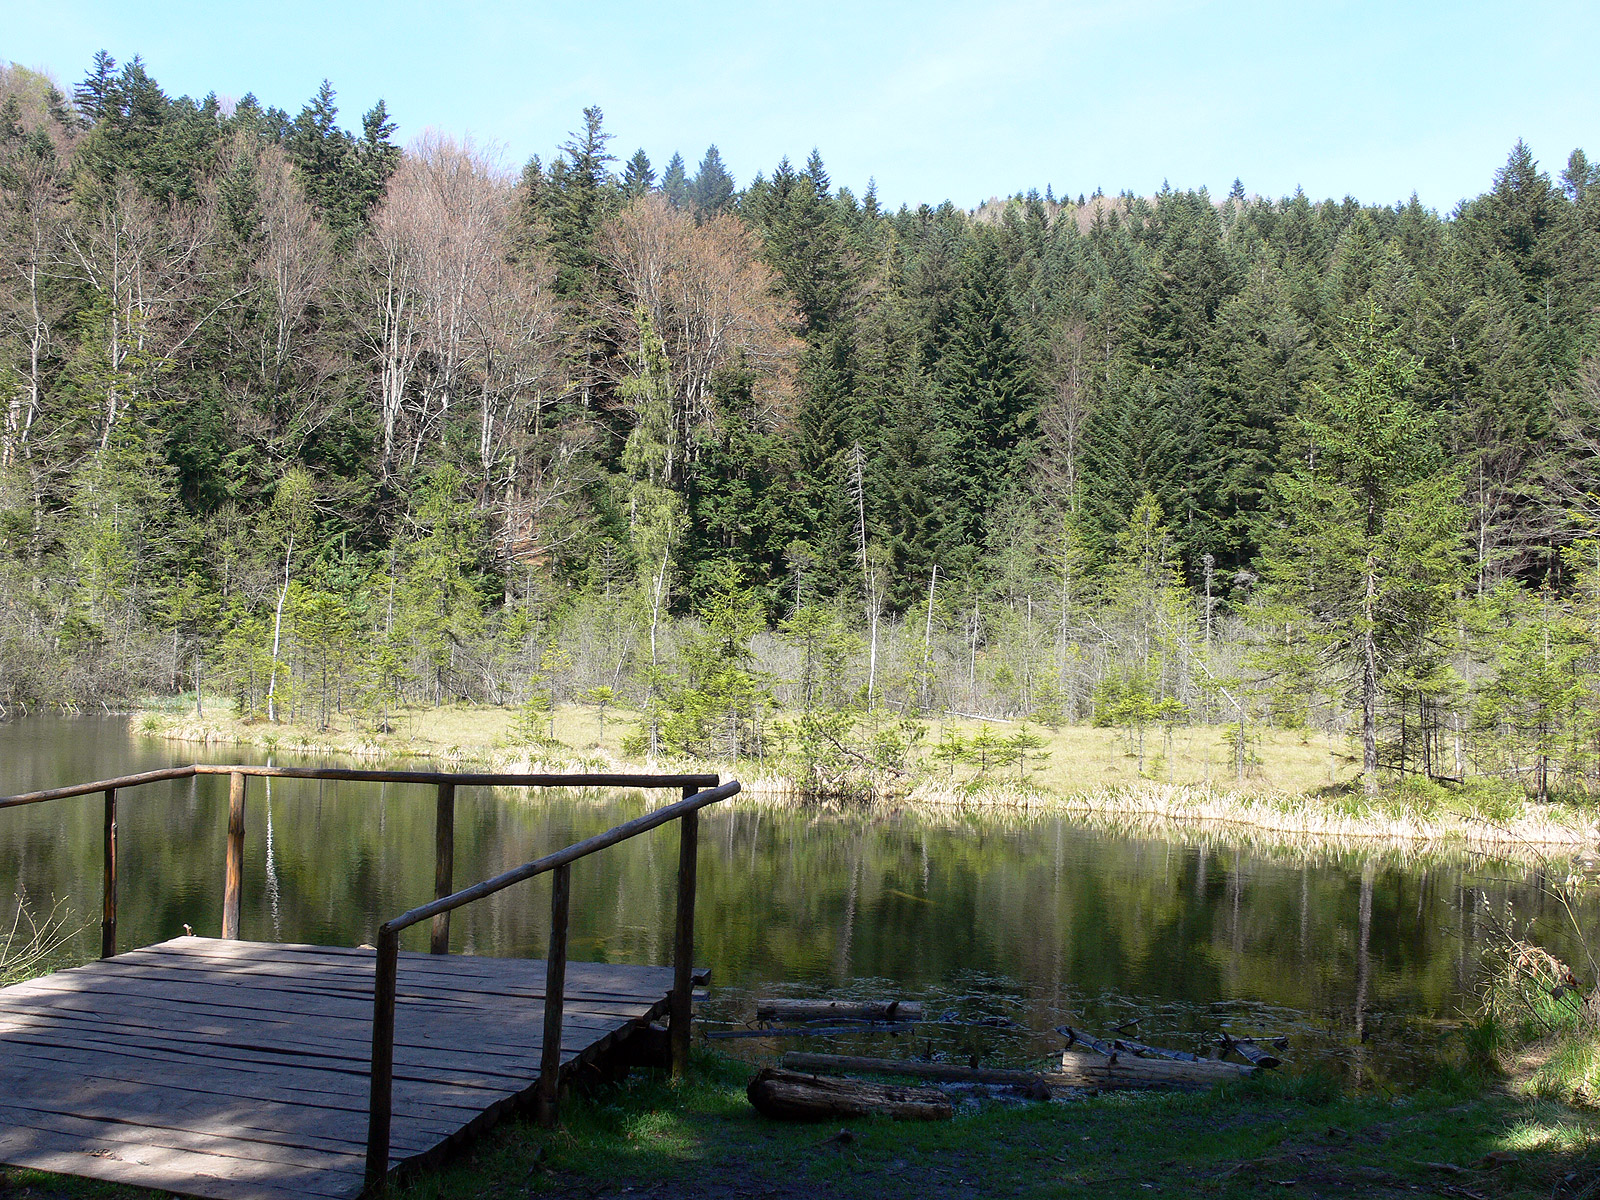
[135,702,1597,855]
[921,713,1351,795]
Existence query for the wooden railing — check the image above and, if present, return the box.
[0,765,744,1187]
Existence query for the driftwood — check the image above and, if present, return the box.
[756,999,923,1022]
[783,1051,1254,1091]
[747,1067,952,1121]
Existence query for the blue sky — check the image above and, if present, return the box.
[3,1,1595,212]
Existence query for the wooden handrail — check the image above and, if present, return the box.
[0,765,721,808]
[0,766,199,808]
[376,779,740,935]
[363,777,739,1186]
[0,765,728,962]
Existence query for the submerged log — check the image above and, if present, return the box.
[747,1067,952,1121]
[783,1051,1253,1091]
[1221,1035,1281,1069]
[756,999,923,1022]
[707,1022,917,1040]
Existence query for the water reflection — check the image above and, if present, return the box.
[0,714,1593,1086]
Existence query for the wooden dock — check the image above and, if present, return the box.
[0,765,742,1198]
[0,936,679,1199]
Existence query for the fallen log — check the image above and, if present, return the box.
[1113,1036,1202,1063]
[1057,1025,1120,1061]
[707,1022,918,1040]
[1221,1034,1281,1069]
[783,1050,1254,1091]
[756,999,923,1022]
[747,1067,952,1121]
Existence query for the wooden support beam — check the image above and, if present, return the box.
[221,772,245,940]
[430,783,455,955]
[670,787,703,1079]
[100,788,117,959]
[536,863,571,1127]
[364,929,399,1189]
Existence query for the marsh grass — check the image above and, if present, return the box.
[134,702,1600,852]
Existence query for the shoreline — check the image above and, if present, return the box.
[127,706,1597,861]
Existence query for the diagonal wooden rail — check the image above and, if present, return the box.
[0,764,742,1193]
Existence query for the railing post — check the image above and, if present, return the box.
[365,928,400,1188]
[670,784,704,1078]
[221,770,246,939]
[101,788,117,958]
[535,862,571,1127]
[430,782,455,954]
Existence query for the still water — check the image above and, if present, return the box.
[0,714,1591,1085]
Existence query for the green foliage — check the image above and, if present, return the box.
[5,48,1600,806]
[1256,307,1466,794]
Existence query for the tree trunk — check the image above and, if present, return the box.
[747,1068,951,1122]
[1361,557,1380,798]
[266,533,293,723]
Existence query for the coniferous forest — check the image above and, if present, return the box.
[4,54,1600,798]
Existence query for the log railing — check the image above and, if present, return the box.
[0,765,743,1187]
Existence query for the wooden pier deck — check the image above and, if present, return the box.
[0,936,677,1200]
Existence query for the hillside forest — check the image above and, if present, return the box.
[4,54,1600,799]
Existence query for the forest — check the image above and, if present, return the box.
[2,52,1599,799]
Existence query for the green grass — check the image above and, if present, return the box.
[381,1051,1600,1200]
[5,1050,1600,1199]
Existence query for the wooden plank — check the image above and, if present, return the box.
[0,1065,445,1157]
[0,998,656,1088]
[65,962,673,1014]
[0,1027,531,1104]
[143,935,679,988]
[0,985,654,1069]
[96,941,675,1003]
[3,966,660,1025]
[0,1028,634,1106]
[0,1132,359,1200]
[0,938,681,1200]
[0,1052,478,1133]
[0,1100,368,1171]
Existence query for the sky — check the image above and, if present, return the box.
[2,0,1596,213]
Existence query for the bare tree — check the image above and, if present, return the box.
[0,108,69,469]
[600,196,799,483]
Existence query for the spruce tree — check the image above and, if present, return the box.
[622,148,654,197]
[1257,307,1465,796]
[932,237,1040,551]
[661,152,688,208]
[688,144,734,216]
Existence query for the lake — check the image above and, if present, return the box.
[0,713,1588,1086]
